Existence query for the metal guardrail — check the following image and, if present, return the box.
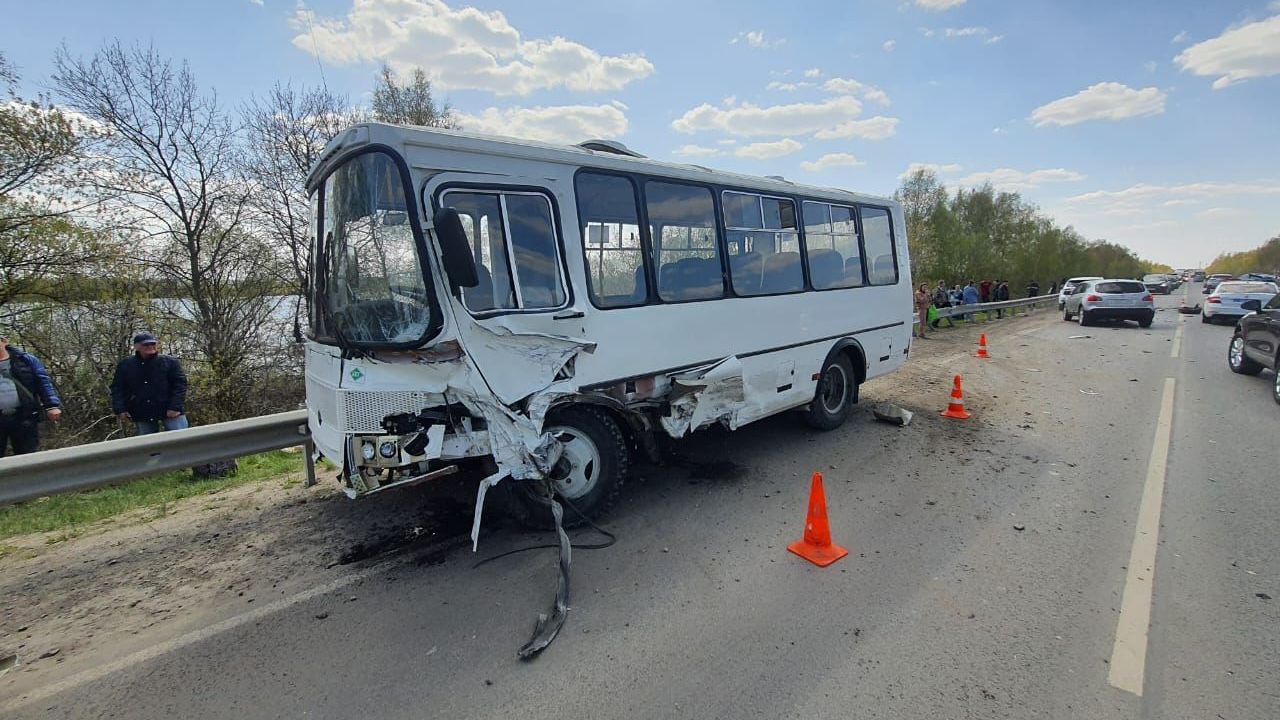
[914,293,1058,326]
[0,410,311,507]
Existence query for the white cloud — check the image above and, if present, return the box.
[1171,30,1189,44]
[766,81,811,91]
[673,95,863,137]
[1030,82,1166,127]
[716,138,738,145]
[883,40,896,52]
[812,116,899,140]
[249,0,263,5]
[456,103,627,144]
[1144,60,1157,72]
[290,0,653,96]
[1174,15,1280,89]
[954,167,1086,191]
[732,30,783,48]
[1195,207,1245,219]
[992,126,1006,134]
[822,77,863,93]
[862,87,891,106]
[672,144,721,158]
[803,68,822,79]
[899,162,962,180]
[1066,181,1280,208]
[800,153,864,172]
[914,0,966,11]
[822,78,891,106]
[922,26,1002,43]
[734,138,804,160]
[722,95,738,106]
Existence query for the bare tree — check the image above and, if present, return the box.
[241,83,362,341]
[51,42,283,421]
[0,50,114,315]
[371,63,459,128]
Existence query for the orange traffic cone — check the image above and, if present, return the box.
[975,334,991,359]
[941,374,971,419]
[787,472,849,567]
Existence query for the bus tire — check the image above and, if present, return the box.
[805,354,856,431]
[514,406,628,529]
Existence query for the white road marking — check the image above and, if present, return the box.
[1170,324,1184,358]
[0,553,411,714]
[1108,377,1177,696]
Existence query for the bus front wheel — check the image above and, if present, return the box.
[514,405,629,529]
[805,355,856,431]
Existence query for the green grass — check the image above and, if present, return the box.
[0,451,305,542]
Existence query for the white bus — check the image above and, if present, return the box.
[303,122,912,534]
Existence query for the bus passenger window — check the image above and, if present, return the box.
[443,190,567,312]
[803,201,863,289]
[724,191,802,296]
[575,173,648,307]
[860,206,898,285]
[646,181,723,301]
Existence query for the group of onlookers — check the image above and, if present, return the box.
[913,278,1049,338]
[0,331,188,456]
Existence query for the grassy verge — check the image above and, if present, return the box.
[0,450,306,543]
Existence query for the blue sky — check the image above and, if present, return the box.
[4,0,1280,267]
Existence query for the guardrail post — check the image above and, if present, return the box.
[303,437,317,488]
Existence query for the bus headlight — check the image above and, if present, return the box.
[378,441,398,458]
[360,442,376,461]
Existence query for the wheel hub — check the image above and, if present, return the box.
[1230,337,1244,367]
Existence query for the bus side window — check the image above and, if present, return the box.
[860,206,898,286]
[575,173,648,307]
[646,181,723,302]
[725,191,802,296]
[443,190,567,312]
[803,201,863,289]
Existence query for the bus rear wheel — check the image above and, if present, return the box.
[805,355,856,431]
[513,405,628,529]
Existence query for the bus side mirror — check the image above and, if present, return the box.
[433,207,478,289]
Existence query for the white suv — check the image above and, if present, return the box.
[1058,276,1102,310]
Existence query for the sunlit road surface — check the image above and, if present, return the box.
[4,285,1278,720]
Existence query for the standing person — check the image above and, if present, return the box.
[979,278,993,304]
[995,279,1011,318]
[962,280,980,322]
[1048,279,1058,295]
[950,285,963,307]
[0,331,62,456]
[931,281,949,329]
[111,333,189,435]
[914,284,931,339]
[1026,279,1041,298]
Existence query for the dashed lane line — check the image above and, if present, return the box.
[1170,323,1184,358]
[1108,377,1177,696]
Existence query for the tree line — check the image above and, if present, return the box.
[1205,236,1280,277]
[894,168,1171,292]
[1,44,454,448]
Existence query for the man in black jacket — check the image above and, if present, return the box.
[110,333,189,435]
[0,331,62,455]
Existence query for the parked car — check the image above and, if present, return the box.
[1203,281,1280,323]
[1192,271,1206,282]
[1240,272,1278,284]
[1143,273,1172,294]
[1062,279,1155,327]
[1058,276,1102,309]
[1203,274,1233,294]
[1227,292,1280,405]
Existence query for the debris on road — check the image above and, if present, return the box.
[1013,524,1026,531]
[1258,593,1272,600]
[39,648,60,659]
[872,403,914,427]
[517,486,572,661]
[0,654,17,678]
[1079,389,1100,396]
[1067,335,1092,339]
[314,612,329,620]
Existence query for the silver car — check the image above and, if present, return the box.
[1062,279,1155,328]
[1058,276,1102,310]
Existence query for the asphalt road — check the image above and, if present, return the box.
[5,285,1277,720]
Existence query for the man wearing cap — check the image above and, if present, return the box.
[110,333,189,435]
[0,332,62,455]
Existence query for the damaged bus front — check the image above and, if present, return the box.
[304,127,592,542]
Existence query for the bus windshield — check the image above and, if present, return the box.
[314,151,436,346]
